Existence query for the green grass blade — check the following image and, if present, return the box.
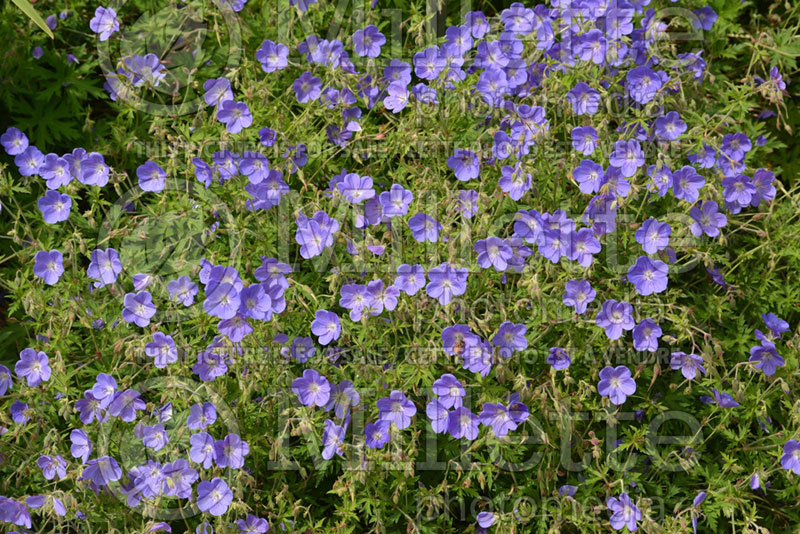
[10,0,55,39]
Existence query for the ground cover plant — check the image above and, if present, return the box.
[0,0,799,532]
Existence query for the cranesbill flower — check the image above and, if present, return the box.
[33,250,64,285]
[187,402,217,430]
[162,458,197,498]
[432,374,465,409]
[70,429,92,463]
[321,419,345,460]
[11,400,30,423]
[292,369,331,407]
[672,166,705,203]
[337,173,375,203]
[780,440,800,474]
[190,432,217,468]
[413,46,444,80]
[202,77,233,107]
[646,164,673,197]
[87,248,123,288]
[720,132,751,161]
[311,309,341,346]
[91,373,116,407]
[598,366,636,405]
[379,184,413,217]
[81,152,110,186]
[167,276,198,306]
[75,390,108,424]
[492,322,527,358]
[353,25,385,57]
[408,213,442,242]
[15,145,44,176]
[627,66,663,104]
[627,256,669,296]
[142,424,169,451]
[108,389,146,421]
[325,380,360,418]
[123,291,157,327]
[426,399,449,434]
[749,341,785,376]
[632,318,662,352]
[295,211,340,259]
[711,388,740,407]
[762,313,789,338]
[40,153,72,188]
[204,283,241,320]
[722,174,757,207]
[448,149,480,181]
[394,264,426,296]
[462,338,494,376]
[577,28,607,64]
[196,478,233,516]
[563,280,595,314]
[137,161,166,192]
[0,365,11,396]
[383,59,412,85]
[573,159,605,194]
[365,420,391,448]
[654,111,686,141]
[83,456,122,486]
[689,201,727,237]
[239,152,269,184]
[669,352,706,380]
[293,72,322,103]
[237,514,270,534]
[215,433,249,469]
[426,263,469,305]
[567,82,601,115]
[1,127,28,155]
[547,347,571,370]
[38,190,71,224]
[256,40,289,73]
[15,348,51,386]
[479,401,521,437]
[367,279,400,314]
[384,82,409,113]
[608,139,644,178]
[37,455,66,480]
[567,228,602,267]
[498,163,531,200]
[607,493,641,531]
[89,6,119,41]
[635,218,671,254]
[572,126,598,155]
[475,236,513,271]
[145,332,178,368]
[447,407,479,440]
[595,300,635,340]
[218,100,253,134]
[339,283,375,321]
[377,390,416,429]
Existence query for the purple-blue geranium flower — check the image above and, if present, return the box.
[190,432,217,468]
[137,161,166,193]
[89,6,119,41]
[293,72,322,103]
[15,145,44,176]
[608,139,644,178]
[75,390,108,424]
[365,420,391,448]
[256,40,289,73]
[491,321,528,358]
[108,389,146,421]
[215,433,249,469]
[626,66,663,104]
[607,493,641,531]
[33,249,64,285]
[87,248,122,288]
[547,347,571,370]
[632,318,662,352]
[40,153,72,188]
[196,478,233,516]
[377,390,416,429]
[167,276,199,306]
[635,218,671,254]
[217,100,253,134]
[325,380,360,418]
[321,419,346,460]
[627,256,669,296]
[337,173,375,203]
[447,407,479,440]
[82,456,122,487]
[447,149,480,181]
[426,263,469,305]
[295,211,340,259]
[762,313,789,338]
[37,455,67,480]
[689,201,727,237]
[598,365,636,406]
[311,309,341,346]
[379,184,413,217]
[563,279,595,315]
[566,82,601,115]
[479,401,524,437]
[187,402,217,430]
[669,352,706,380]
[780,440,800,474]
[394,264,426,296]
[595,300,635,340]
[122,291,157,327]
[38,190,71,224]
[571,126,598,155]
[144,332,178,368]
[203,77,233,106]
[384,82,409,113]
[749,341,785,376]
[573,159,605,194]
[237,514,270,534]
[654,111,687,141]
[70,429,91,463]
[432,373,465,409]
[672,165,706,203]
[0,365,11,396]
[292,369,331,407]
[1,127,28,155]
[408,212,442,243]
[353,25,386,57]
[15,348,51,386]
[141,424,169,451]
[475,236,513,271]
[498,163,531,200]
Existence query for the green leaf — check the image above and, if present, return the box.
[11,0,54,39]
